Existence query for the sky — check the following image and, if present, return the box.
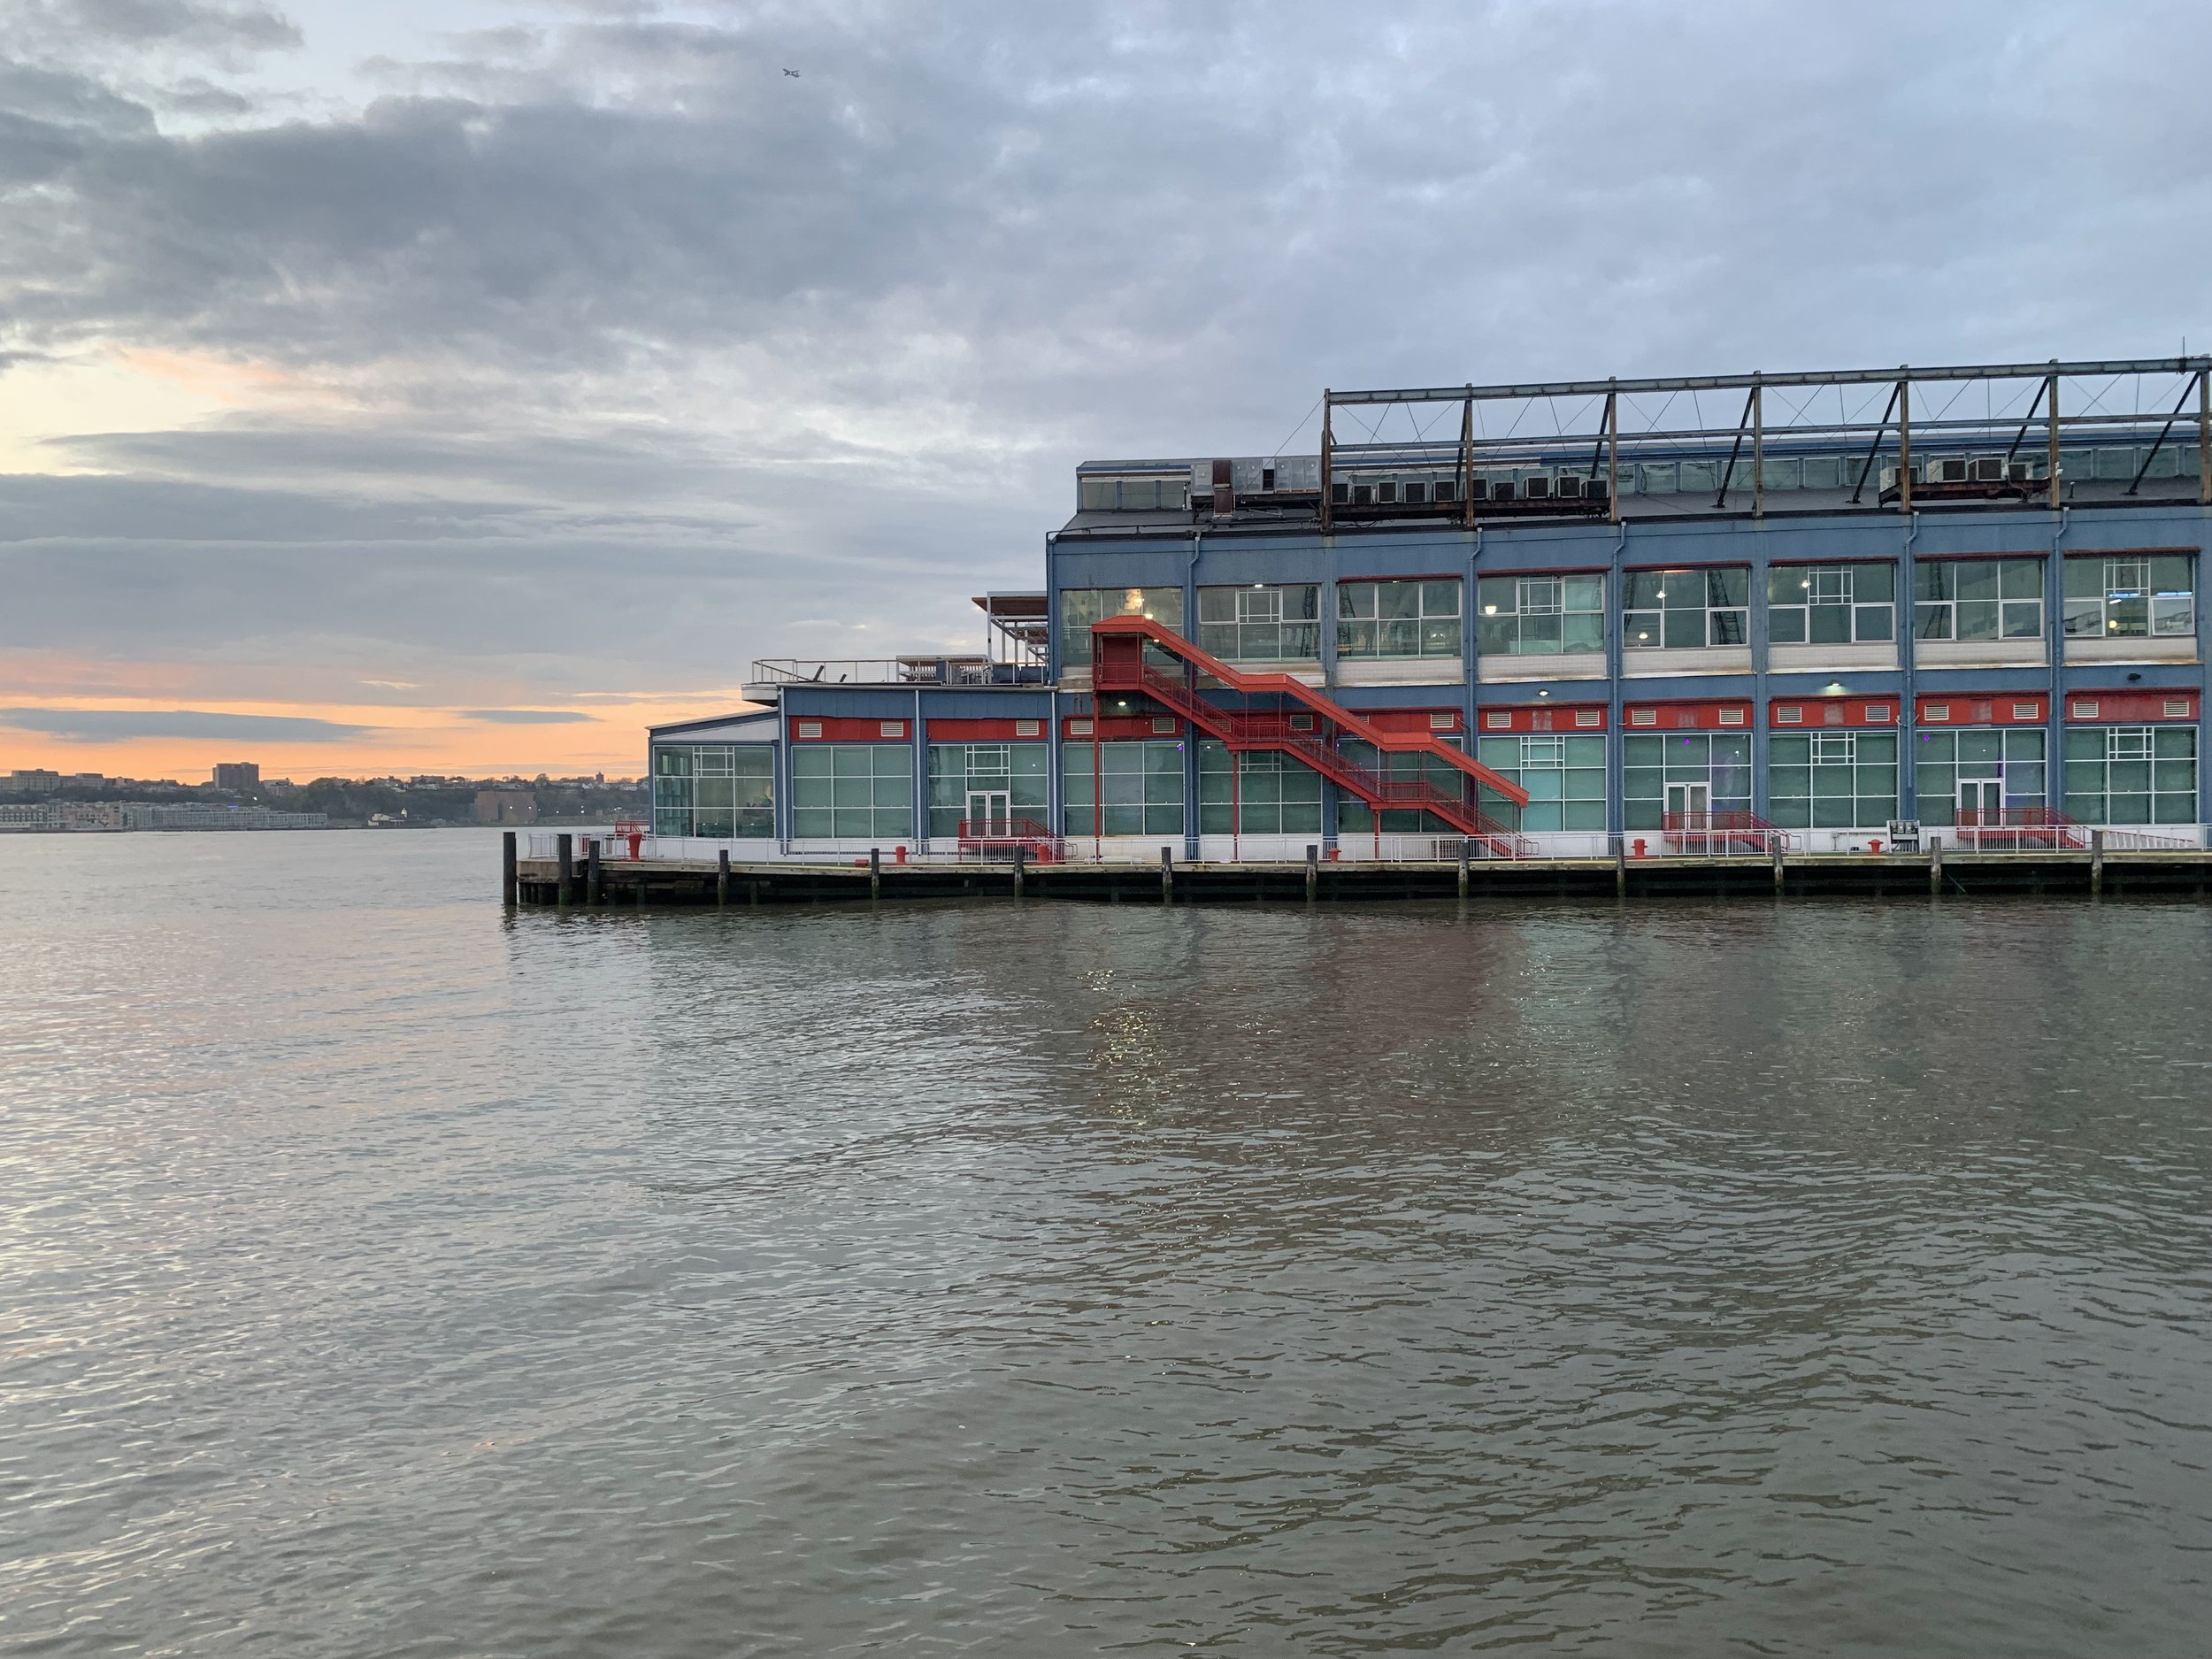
[3,0,2209,781]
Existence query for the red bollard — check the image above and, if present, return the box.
[895,845,908,864]
[1869,839,1883,855]
[626,830,643,860]
[1632,837,1647,858]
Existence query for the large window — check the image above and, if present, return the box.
[1915,558,2044,641]
[1476,573,1604,656]
[1063,740,1185,835]
[1767,564,1894,644]
[1197,742,1324,834]
[1336,580,1462,658]
[1077,473,1188,512]
[927,743,1047,838]
[1767,732,1899,829]
[2062,556,2196,640]
[2062,726,2198,824]
[1197,585,1320,661]
[1622,732,1752,830]
[652,745,773,837]
[1336,741,1467,833]
[1474,734,1606,831]
[1058,587,1185,669]
[1624,568,1749,650]
[1913,729,2046,826]
[789,744,911,841]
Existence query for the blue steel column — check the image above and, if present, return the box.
[1897,512,1918,821]
[2197,513,2210,833]
[912,688,925,852]
[1183,526,1202,861]
[1750,533,1770,822]
[2047,508,2070,815]
[1320,526,1340,851]
[1605,521,1628,839]
[775,703,791,851]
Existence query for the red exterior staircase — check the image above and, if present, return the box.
[1089,614,1534,856]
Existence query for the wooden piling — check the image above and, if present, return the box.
[1929,833,1942,897]
[586,835,603,905]
[717,848,730,907]
[1305,843,1318,902]
[2091,828,2104,895]
[556,833,573,907]
[1161,846,1173,902]
[1614,839,1627,899]
[1013,843,1026,898]
[501,831,517,905]
[1771,838,1785,895]
[869,846,882,900]
[1457,841,1471,899]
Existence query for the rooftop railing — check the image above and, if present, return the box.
[746,658,1049,688]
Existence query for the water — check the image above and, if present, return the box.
[4,830,2210,1655]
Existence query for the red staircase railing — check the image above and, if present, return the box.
[1951,806,2087,850]
[956,816,1064,863]
[1090,614,1534,856]
[1662,810,1790,855]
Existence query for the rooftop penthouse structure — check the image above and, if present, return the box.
[649,356,2212,864]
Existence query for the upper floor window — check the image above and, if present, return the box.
[1624,568,1748,649]
[1767,564,1893,644]
[1915,558,2044,641]
[2062,555,2195,639]
[1058,587,1185,668]
[1197,584,1320,661]
[1077,473,1188,512]
[1476,573,1604,656]
[1337,579,1461,658]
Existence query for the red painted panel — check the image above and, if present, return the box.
[1474,703,1609,733]
[790,716,910,741]
[2062,689,2200,723]
[1363,707,1463,734]
[1624,700,1755,732]
[926,718,1049,741]
[1915,694,2046,726]
[1765,697,1897,730]
[1062,715,1185,740]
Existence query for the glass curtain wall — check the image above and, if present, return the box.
[1766,732,1900,828]
[1196,742,1325,834]
[1474,734,1607,830]
[1915,559,2044,641]
[789,745,912,840]
[1061,740,1186,835]
[1058,587,1186,669]
[2062,726,2198,823]
[652,745,773,837]
[1913,730,2047,825]
[1622,732,1753,829]
[1335,740,1466,834]
[926,743,1048,838]
[2062,556,2196,641]
[1336,580,1462,657]
[1475,574,1604,656]
[1766,565,1894,643]
[1623,569,1749,649]
[1195,585,1320,661]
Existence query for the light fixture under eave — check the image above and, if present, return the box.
[1821,681,1848,696]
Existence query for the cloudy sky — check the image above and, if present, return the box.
[3,0,2207,780]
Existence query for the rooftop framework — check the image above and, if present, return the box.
[1315,357,2212,528]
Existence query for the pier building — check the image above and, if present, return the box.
[645,357,2212,867]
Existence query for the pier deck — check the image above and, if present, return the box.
[509,847,2212,906]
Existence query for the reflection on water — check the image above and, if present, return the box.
[3,830,2210,1655]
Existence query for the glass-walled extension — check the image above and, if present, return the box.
[790,744,912,841]
[1062,739,1185,835]
[928,742,1048,837]
[652,745,774,838]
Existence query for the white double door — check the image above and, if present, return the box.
[966,789,1011,833]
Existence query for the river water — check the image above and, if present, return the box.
[3,829,2209,1655]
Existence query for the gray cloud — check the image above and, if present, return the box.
[0,707,374,740]
[2,1,2209,754]
[462,708,594,724]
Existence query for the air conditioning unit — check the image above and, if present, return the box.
[1556,474,1584,499]
[1433,479,1457,503]
[1492,480,1515,502]
[1377,480,1398,504]
[1352,484,1373,506]
[1971,457,2003,481]
[2008,459,2033,481]
[1403,481,1426,504]
[1331,481,1349,503]
[1467,478,1488,500]
[1524,475,1551,499]
[1934,458,1968,483]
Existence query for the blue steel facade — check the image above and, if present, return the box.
[651,360,2211,856]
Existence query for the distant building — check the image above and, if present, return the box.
[474,788,538,825]
[4,770,60,794]
[213,762,261,791]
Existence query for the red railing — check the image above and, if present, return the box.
[956,815,1064,864]
[1950,806,2088,850]
[1091,615,1534,856]
[1662,810,1790,855]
